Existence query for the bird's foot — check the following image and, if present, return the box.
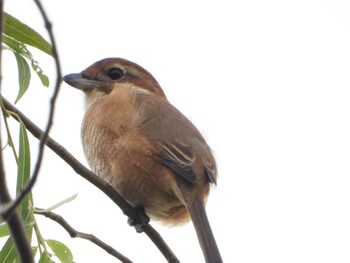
[127,206,150,233]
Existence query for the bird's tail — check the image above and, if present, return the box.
[188,197,223,263]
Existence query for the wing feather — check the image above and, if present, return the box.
[158,141,196,183]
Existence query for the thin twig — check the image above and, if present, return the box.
[143,226,180,263]
[0,1,34,262]
[6,0,62,214]
[1,96,180,263]
[1,107,19,162]
[35,209,133,263]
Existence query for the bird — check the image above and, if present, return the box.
[63,58,222,263]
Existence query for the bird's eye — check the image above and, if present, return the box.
[107,68,124,80]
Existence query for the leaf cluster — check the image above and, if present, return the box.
[2,12,51,103]
[0,12,74,263]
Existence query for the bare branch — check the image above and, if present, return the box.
[143,226,180,263]
[0,1,33,262]
[1,96,180,263]
[35,209,133,263]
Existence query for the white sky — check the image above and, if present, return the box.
[2,0,350,262]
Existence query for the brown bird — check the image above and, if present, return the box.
[63,58,222,263]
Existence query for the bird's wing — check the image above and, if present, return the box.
[201,155,217,185]
[158,141,197,184]
[135,93,217,184]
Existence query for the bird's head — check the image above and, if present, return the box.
[63,58,166,104]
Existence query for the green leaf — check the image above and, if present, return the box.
[16,122,34,239]
[38,250,54,263]
[46,240,73,263]
[13,52,31,103]
[31,59,50,87]
[0,236,17,263]
[3,35,49,87]
[0,223,10,238]
[39,193,78,212]
[17,122,31,204]
[3,12,52,55]
[0,223,34,238]
[3,35,32,60]
[32,246,38,258]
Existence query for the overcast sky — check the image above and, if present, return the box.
[2,0,350,262]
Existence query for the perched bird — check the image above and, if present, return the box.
[63,58,222,263]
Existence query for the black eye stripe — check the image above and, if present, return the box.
[107,68,124,80]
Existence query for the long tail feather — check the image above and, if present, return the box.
[188,198,223,263]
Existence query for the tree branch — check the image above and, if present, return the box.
[35,209,133,263]
[0,1,33,262]
[1,96,180,263]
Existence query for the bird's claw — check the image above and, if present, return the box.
[127,207,150,233]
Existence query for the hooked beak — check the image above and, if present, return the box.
[63,73,107,92]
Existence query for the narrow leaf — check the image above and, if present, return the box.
[13,52,31,103]
[40,193,78,212]
[2,35,32,60]
[16,122,34,239]
[32,247,38,258]
[0,223,34,238]
[30,60,49,87]
[46,240,73,263]
[17,122,31,206]
[0,237,17,263]
[3,12,52,55]
[0,223,10,238]
[3,35,49,87]
[38,250,54,263]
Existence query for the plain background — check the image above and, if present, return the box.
[2,0,350,262]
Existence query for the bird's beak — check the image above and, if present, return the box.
[63,73,105,91]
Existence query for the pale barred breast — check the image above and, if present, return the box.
[81,111,116,183]
[81,85,142,184]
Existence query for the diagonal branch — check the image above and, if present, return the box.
[1,96,180,263]
[35,209,133,263]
